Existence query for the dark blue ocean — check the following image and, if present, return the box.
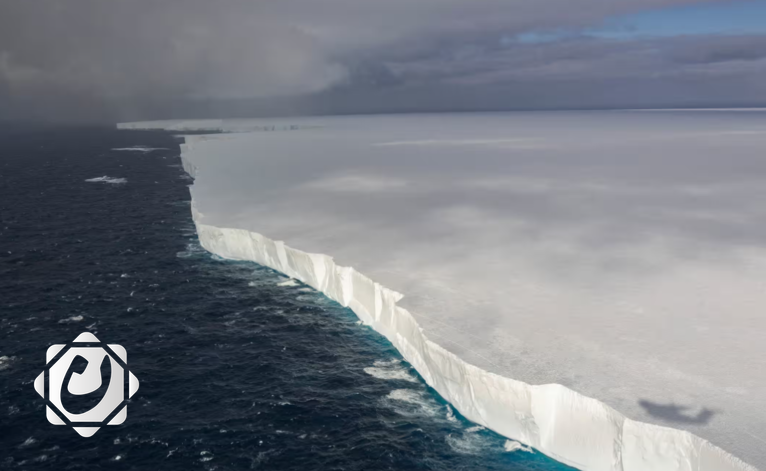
[0,126,573,471]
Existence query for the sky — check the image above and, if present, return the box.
[1,0,765,123]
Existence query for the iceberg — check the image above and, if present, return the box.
[121,111,766,470]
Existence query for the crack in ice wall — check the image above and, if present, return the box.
[177,140,757,471]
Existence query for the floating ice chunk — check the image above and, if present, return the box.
[85,176,127,184]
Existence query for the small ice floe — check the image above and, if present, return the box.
[85,176,127,184]
[111,455,124,462]
[276,279,298,287]
[112,146,167,152]
[58,315,83,324]
[504,440,533,453]
[199,451,213,462]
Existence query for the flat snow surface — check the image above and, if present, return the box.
[131,111,766,466]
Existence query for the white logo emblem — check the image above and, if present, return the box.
[33,332,140,437]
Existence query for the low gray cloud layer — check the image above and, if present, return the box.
[1,0,764,122]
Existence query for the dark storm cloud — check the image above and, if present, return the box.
[668,35,766,64]
[0,0,763,122]
[374,34,766,85]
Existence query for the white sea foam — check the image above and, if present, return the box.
[0,355,15,371]
[85,176,127,184]
[277,279,298,287]
[58,315,83,324]
[384,389,443,419]
[19,437,36,448]
[445,431,492,455]
[363,366,418,383]
[504,440,534,453]
[446,405,458,422]
[386,389,423,403]
[176,243,205,258]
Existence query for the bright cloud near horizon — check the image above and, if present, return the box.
[1,0,765,122]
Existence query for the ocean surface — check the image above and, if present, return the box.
[0,126,572,471]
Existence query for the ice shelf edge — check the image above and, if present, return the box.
[178,142,757,471]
